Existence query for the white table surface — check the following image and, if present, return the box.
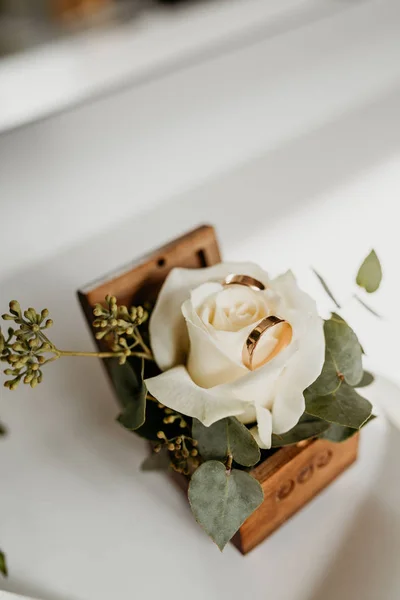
[2,156,400,600]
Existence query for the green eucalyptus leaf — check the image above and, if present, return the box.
[192,417,260,467]
[356,370,374,388]
[141,449,171,471]
[320,422,358,443]
[188,461,264,550]
[356,250,382,293]
[271,413,330,447]
[328,314,363,386]
[310,347,342,396]
[0,550,7,577]
[305,383,372,429]
[108,359,147,431]
[312,269,341,309]
[321,414,376,442]
[309,314,363,395]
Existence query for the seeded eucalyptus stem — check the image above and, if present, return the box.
[48,349,152,360]
[1,296,153,390]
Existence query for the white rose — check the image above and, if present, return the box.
[145,263,324,449]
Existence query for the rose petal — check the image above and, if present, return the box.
[145,366,248,426]
[255,405,273,449]
[184,315,247,388]
[150,262,270,371]
[271,388,305,434]
[183,296,261,371]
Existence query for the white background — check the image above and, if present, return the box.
[1,0,400,598]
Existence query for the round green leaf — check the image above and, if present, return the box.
[271,413,330,447]
[324,314,363,387]
[356,249,382,293]
[192,417,260,467]
[320,423,358,443]
[109,359,147,431]
[188,461,264,550]
[305,383,372,429]
[320,414,375,442]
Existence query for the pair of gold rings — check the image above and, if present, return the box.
[223,273,292,371]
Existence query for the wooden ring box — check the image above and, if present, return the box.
[78,225,359,554]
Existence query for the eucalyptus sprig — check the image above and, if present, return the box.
[1,296,153,391]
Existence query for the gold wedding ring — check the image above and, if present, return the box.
[242,316,292,371]
[223,274,265,291]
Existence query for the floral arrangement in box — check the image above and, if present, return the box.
[0,230,383,567]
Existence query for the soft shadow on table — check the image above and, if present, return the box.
[308,422,400,600]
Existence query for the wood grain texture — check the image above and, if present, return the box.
[77,224,221,368]
[78,225,359,554]
[233,433,359,554]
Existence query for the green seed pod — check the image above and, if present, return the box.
[41,309,49,320]
[95,331,107,340]
[9,301,21,315]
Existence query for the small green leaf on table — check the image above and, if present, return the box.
[312,269,341,308]
[192,417,260,467]
[108,359,147,431]
[271,413,330,447]
[141,448,171,471]
[354,294,382,318]
[188,461,264,550]
[356,249,382,293]
[305,383,372,429]
[356,371,374,388]
[0,550,7,577]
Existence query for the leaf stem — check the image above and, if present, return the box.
[56,349,153,361]
[226,453,233,472]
